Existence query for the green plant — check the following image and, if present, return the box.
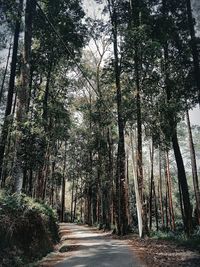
[0,190,60,266]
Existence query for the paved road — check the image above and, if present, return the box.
[39,223,145,267]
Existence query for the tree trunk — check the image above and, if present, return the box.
[153,181,159,231]
[71,177,75,222]
[130,130,143,237]
[185,0,200,103]
[28,168,33,196]
[166,151,175,231]
[172,131,192,235]
[130,0,148,236]
[0,0,23,181]
[43,56,53,131]
[61,143,67,222]
[126,151,131,226]
[149,140,154,230]
[108,0,128,235]
[73,180,78,222]
[158,148,164,228]
[186,109,200,224]
[107,127,114,228]
[165,175,169,229]
[162,10,192,234]
[13,0,36,193]
[0,39,12,104]
[80,176,83,223]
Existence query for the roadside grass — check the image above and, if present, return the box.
[149,228,200,251]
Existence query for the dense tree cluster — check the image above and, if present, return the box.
[0,0,200,251]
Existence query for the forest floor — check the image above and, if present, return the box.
[120,234,200,267]
[37,223,200,267]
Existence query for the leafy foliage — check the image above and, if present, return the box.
[0,190,59,266]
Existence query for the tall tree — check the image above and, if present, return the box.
[107,0,128,235]
[13,0,36,192]
[185,0,200,104]
[186,109,200,224]
[0,0,23,182]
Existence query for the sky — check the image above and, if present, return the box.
[189,107,200,125]
[82,0,200,126]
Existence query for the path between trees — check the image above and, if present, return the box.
[38,223,145,267]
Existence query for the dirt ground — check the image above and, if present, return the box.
[126,235,200,267]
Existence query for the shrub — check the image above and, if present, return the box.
[0,190,60,266]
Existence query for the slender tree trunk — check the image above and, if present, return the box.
[126,151,131,226]
[178,179,186,227]
[71,177,75,222]
[0,39,12,104]
[80,176,83,223]
[87,92,92,226]
[22,164,28,193]
[166,151,175,231]
[159,149,164,228]
[28,168,33,196]
[87,186,92,226]
[172,131,192,235]
[185,0,200,103]
[0,0,23,181]
[153,181,159,231]
[130,130,143,237]
[97,148,103,229]
[13,0,36,193]
[50,160,56,207]
[92,190,97,225]
[162,12,192,234]
[108,0,128,235]
[165,174,169,229]
[42,161,50,200]
[107,127,114,228]
[149,140,154,230]
[73,180,78,222]
[130,0,148,236]
[186,109,200,224]
[61,142,67,222]
[43,56,53,131]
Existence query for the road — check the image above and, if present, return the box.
[39,223,145,267]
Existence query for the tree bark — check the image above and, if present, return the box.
[158,149,164,228]
[186,109,200,224]
[61,142,67,222]
[0,0,23,181]
[71,177,75,222]
[153,180,159,231]
[185,0,200,103]
[149,140,154,230]
[172,131,192,235]
[108,0,128,235]
[130,130,143,237]
[13,0,36,193]
[162,7,192,234]
[0,39,12,104]
[166,151,175,231]
[107,127,114,228]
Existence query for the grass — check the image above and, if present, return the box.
[149,228,200,251]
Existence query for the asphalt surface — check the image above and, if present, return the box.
[53,223,145,267]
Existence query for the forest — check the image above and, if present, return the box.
[0,0,200,266]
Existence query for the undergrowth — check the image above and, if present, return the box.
[149,227,200,251]
[0,190,60,266]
